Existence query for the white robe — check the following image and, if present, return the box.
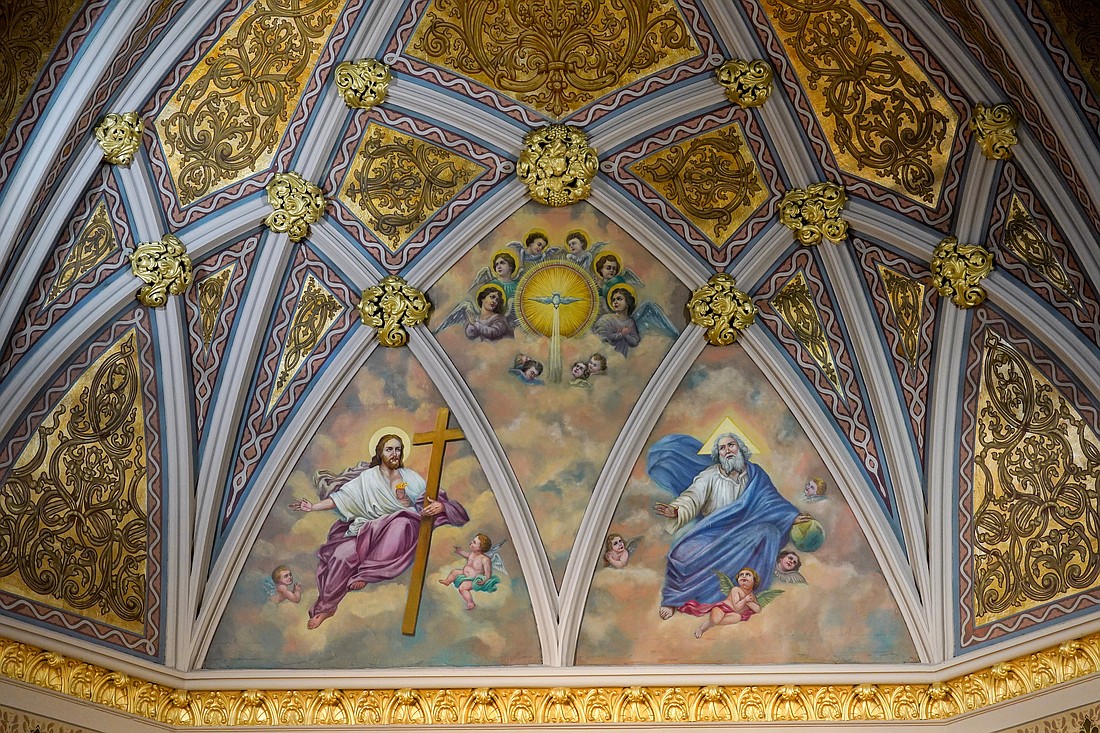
[330,466,426,537]
[666,464,748,534]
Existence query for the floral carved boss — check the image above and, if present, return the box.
[405,0,701,118]
[517,124,598,206]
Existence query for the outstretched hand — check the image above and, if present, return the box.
[652,502,678,519]
[290,497,312,512]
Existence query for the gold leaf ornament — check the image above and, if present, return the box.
[264,171,326,242]
[970,103,1018,160]
[94,112,142,166]
[930,236,993,308]
[335,58,391,108]
[687,273,757,345]
[778,182,850,246]
[716,59,773,107]
[516,124,598,206]
[130,234,193,307]
[358,275,432,347]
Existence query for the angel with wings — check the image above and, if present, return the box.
[603,532,642,568]
[692,567,783,638]
[592,283,678,356]
[434,283,515,342]
[439,533,507,610]
[509,229,563,268]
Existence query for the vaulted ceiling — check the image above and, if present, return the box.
[1,0,1099,729]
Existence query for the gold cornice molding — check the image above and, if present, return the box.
[1,633,1098,726]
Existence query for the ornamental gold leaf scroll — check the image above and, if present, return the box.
[770,270,843,395]
[268,274,344,413]
[405,0,701,118]
[197,264,234,349]
[761,0,959,205]
[47,199,118,303]
[970,332,1100,626]
[338,123,485,251]
[631,123,768,247]
[877,264,925,368]
[154,0,343,206]
[1003,195,1079,304]
[0,330,148,631]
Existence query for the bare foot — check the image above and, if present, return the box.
[348,580,366,591]
[465,602,475,611]
[694,622,711,638]
[438,578,448,585]
[659,606,674,620]
[307,612,333,629]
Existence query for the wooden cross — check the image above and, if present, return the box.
[402,406,466,636]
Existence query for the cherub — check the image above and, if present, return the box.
[773,550,806,585]
[587,352,607,375]
[564,230,605,272]
[603,533,642,568]
[592,284,679,356]
[569,360,591,387]
[439,533,506,610]
[435,284,515,342]
[465,249,520,313]
[693,568,783,638]
[591,250,642,306]
[501,229,562,269]
[803,477,827,502]
[266,565,302,604]
[511,359,544,384]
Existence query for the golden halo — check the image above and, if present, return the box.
[565,229,589,249]
[491,249,518,272]
[605,282,637,309]
[476,282,507,306]
[367,426,413,464]
[524,229,549,247]
[592,250,622,277]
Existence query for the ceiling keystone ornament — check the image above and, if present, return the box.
[93,112,142,166]
[970,103,1018,160]
[516,124,598,207]
[686,273,757,346]
[264,171,326,243]
[334,58,391,109]
[358,275,432,348]
[715,59,773,107]
[778,182,850,246]
[930,236,993,308]
[130,234,193,307]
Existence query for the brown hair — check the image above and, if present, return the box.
[368,433,404,468]
[474,533,491,552]
[271,565,290,583]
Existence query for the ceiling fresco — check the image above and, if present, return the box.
[0,0,1099,728]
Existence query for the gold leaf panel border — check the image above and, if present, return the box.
[1,634,1098,725]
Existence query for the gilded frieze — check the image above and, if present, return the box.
[631,123,768,246]
[130,234,193,307]
[268,274,344,413]
[1003,195,1078,303]
[931,236,993,308]
[876,264,926,368]
[0,0,84,142]
[686,273,757,345]
[154,0,343,206]
[778,182,849,246]
[47,200,118,303]
[334,59,391,108]
[359,275,432,348]
[770,270,843,394]
[197,264,235,349]
[0,330,149,632]
[2,633,1100,724]
[404,0,701,119]
[716,59,773,107]
[969,331,1100,626]
[338,123,485,250]
[516,124,598,206]
[761,0,959,205]
[970,103,1018,160]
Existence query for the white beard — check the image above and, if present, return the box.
[719,453,745,475]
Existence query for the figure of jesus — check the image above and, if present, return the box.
[290,434,469,629]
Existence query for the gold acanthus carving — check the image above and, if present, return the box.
[970,103,1018,160]
[94,112,143,166]
[334,59,391,108]
[48,200,118,302]
[1004,196,1078,303]
[771,270,842,394]
[778,182,849,246]
[876,264,925,368]
[359,275,432,348]
[405,0,700,119]
[971,332,1100,625]
[516,124,598,207]
[762,0,957,205]
[0,331,148,630]
[154,0,343,206]
[930,236,993,309]
[269,274,344,412]
[686,273,757,346]
[265,171,326,243]
[716,59,773,107]
[130,234,193,308]
[339,123,484,251]
[197,265,234,350]
[632,123,767,245]
[2,633,1100,725]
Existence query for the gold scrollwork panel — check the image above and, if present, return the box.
[877,264,925,368]
[770,270,843,394]
[1003,196,1079,304]
[0,330,149,631]
[48,200,119,303]
[2,633,1100,725]
[970,332,1100,626]
[268,274,344,412]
